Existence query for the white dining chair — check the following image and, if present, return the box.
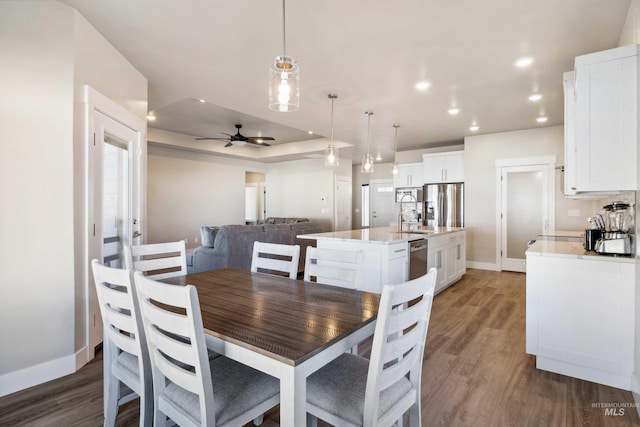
[306,267,437,427]
[91,259,152,427]
[250,241,300,279]
[304,247,364,289]
[133,272,280,427]
[124,240,187,280]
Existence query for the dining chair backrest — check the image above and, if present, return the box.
[134,272,215,426]
[250,241,300,279]
[90,259,152,427]
[124,240,187,280]
[364,267,437,426]
[304,247,364,289]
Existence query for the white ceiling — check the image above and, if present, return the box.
[59,0,631,163]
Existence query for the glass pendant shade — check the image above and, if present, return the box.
[325,144,339,166]
[392,163,399,176]
[269,56,299,112]
[361,153,374,173]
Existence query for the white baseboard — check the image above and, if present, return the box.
[632,372,640,419]
[466,261,500,271]
[0,352,79,398]
[75,345,90,370]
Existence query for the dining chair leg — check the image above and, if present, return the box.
[139,388,153,427]
[103,373,119,427]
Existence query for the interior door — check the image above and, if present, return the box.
[89,110,142,354]
[370,181,394,228]
[334,176,352,231]
[500,164,552,272]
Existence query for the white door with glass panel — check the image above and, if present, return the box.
[370,180,394,228]
[89,110,142,354]
[499,163,554,272]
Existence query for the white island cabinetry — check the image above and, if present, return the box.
[526,240,635,390]
[426,230,466,293]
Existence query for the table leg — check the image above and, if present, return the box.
[279,365,306,427]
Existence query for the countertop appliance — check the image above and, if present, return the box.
[422,183,464,227]
[408,238,428,280]
[590,200,634,256]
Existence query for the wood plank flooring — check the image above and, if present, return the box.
[1,269,638,426]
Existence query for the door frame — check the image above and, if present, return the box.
[495,156,556,272]
[334,175,352,231]
[84,86,146,364]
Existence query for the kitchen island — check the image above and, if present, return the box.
[298,226,465,294]
[526,239,635,390]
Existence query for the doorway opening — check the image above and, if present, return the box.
[246,172,266,224]
[496,156,555,272]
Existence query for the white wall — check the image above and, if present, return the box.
[266,157,352,231]
[0,1,146,396]
[464,126,598,268]
[147,146,266,247]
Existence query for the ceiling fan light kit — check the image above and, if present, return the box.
[269,0,299,112]
[195,124,275,147]
[325,94,339,167]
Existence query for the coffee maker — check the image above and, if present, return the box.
[593,201,633,255]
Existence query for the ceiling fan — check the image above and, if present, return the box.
[195,124,275,147]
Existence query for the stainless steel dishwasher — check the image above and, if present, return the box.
[408,238,428,279]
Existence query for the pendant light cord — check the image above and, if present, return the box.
[330,97,335,143]
[282,0,287,57]
[393,124,399,163]
[366,112,373,155]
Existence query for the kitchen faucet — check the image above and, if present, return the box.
[398,193,418,232]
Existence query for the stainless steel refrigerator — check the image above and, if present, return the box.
[422,183,464,227]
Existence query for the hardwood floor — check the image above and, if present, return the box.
[1,269,638,426]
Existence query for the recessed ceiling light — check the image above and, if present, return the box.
[469,124,479,132]
[448,108,460,115]
[536,116,548,123]
[146,114,156,121]
[199,99,206,103]
[515,56,534,68]
[528,94,542,102]
[415,81,431,91]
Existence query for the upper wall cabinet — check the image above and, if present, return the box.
[393,162,424,188]
[423,152,464,184]
[566,45,638,193]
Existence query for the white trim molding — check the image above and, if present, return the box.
[0,352,77,397]
[466,261,500,271]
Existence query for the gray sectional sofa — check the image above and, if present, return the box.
[189,219,322,274]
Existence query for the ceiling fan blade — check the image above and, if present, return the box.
[195,137,231,141]
[246,136,275,141]
[224,142,233,147]
[220,132,234,137]
[246,140,271,147]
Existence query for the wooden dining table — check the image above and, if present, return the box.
[163,267,381,427]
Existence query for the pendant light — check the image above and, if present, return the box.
[269,0,299,112]
[325,94,339,167]
[361,111,374,174]
[392,124,400,176]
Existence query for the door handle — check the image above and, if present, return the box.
[133,231,142,238]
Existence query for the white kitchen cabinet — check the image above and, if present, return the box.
[426,230,466,293]
[393,162,424,188]
[526,247,635,390]
[563,71,578,196]
[423,152,464,184]
[567,45,638,192]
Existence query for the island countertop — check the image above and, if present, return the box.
[526,240,635,263]
[298,226,465,245]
